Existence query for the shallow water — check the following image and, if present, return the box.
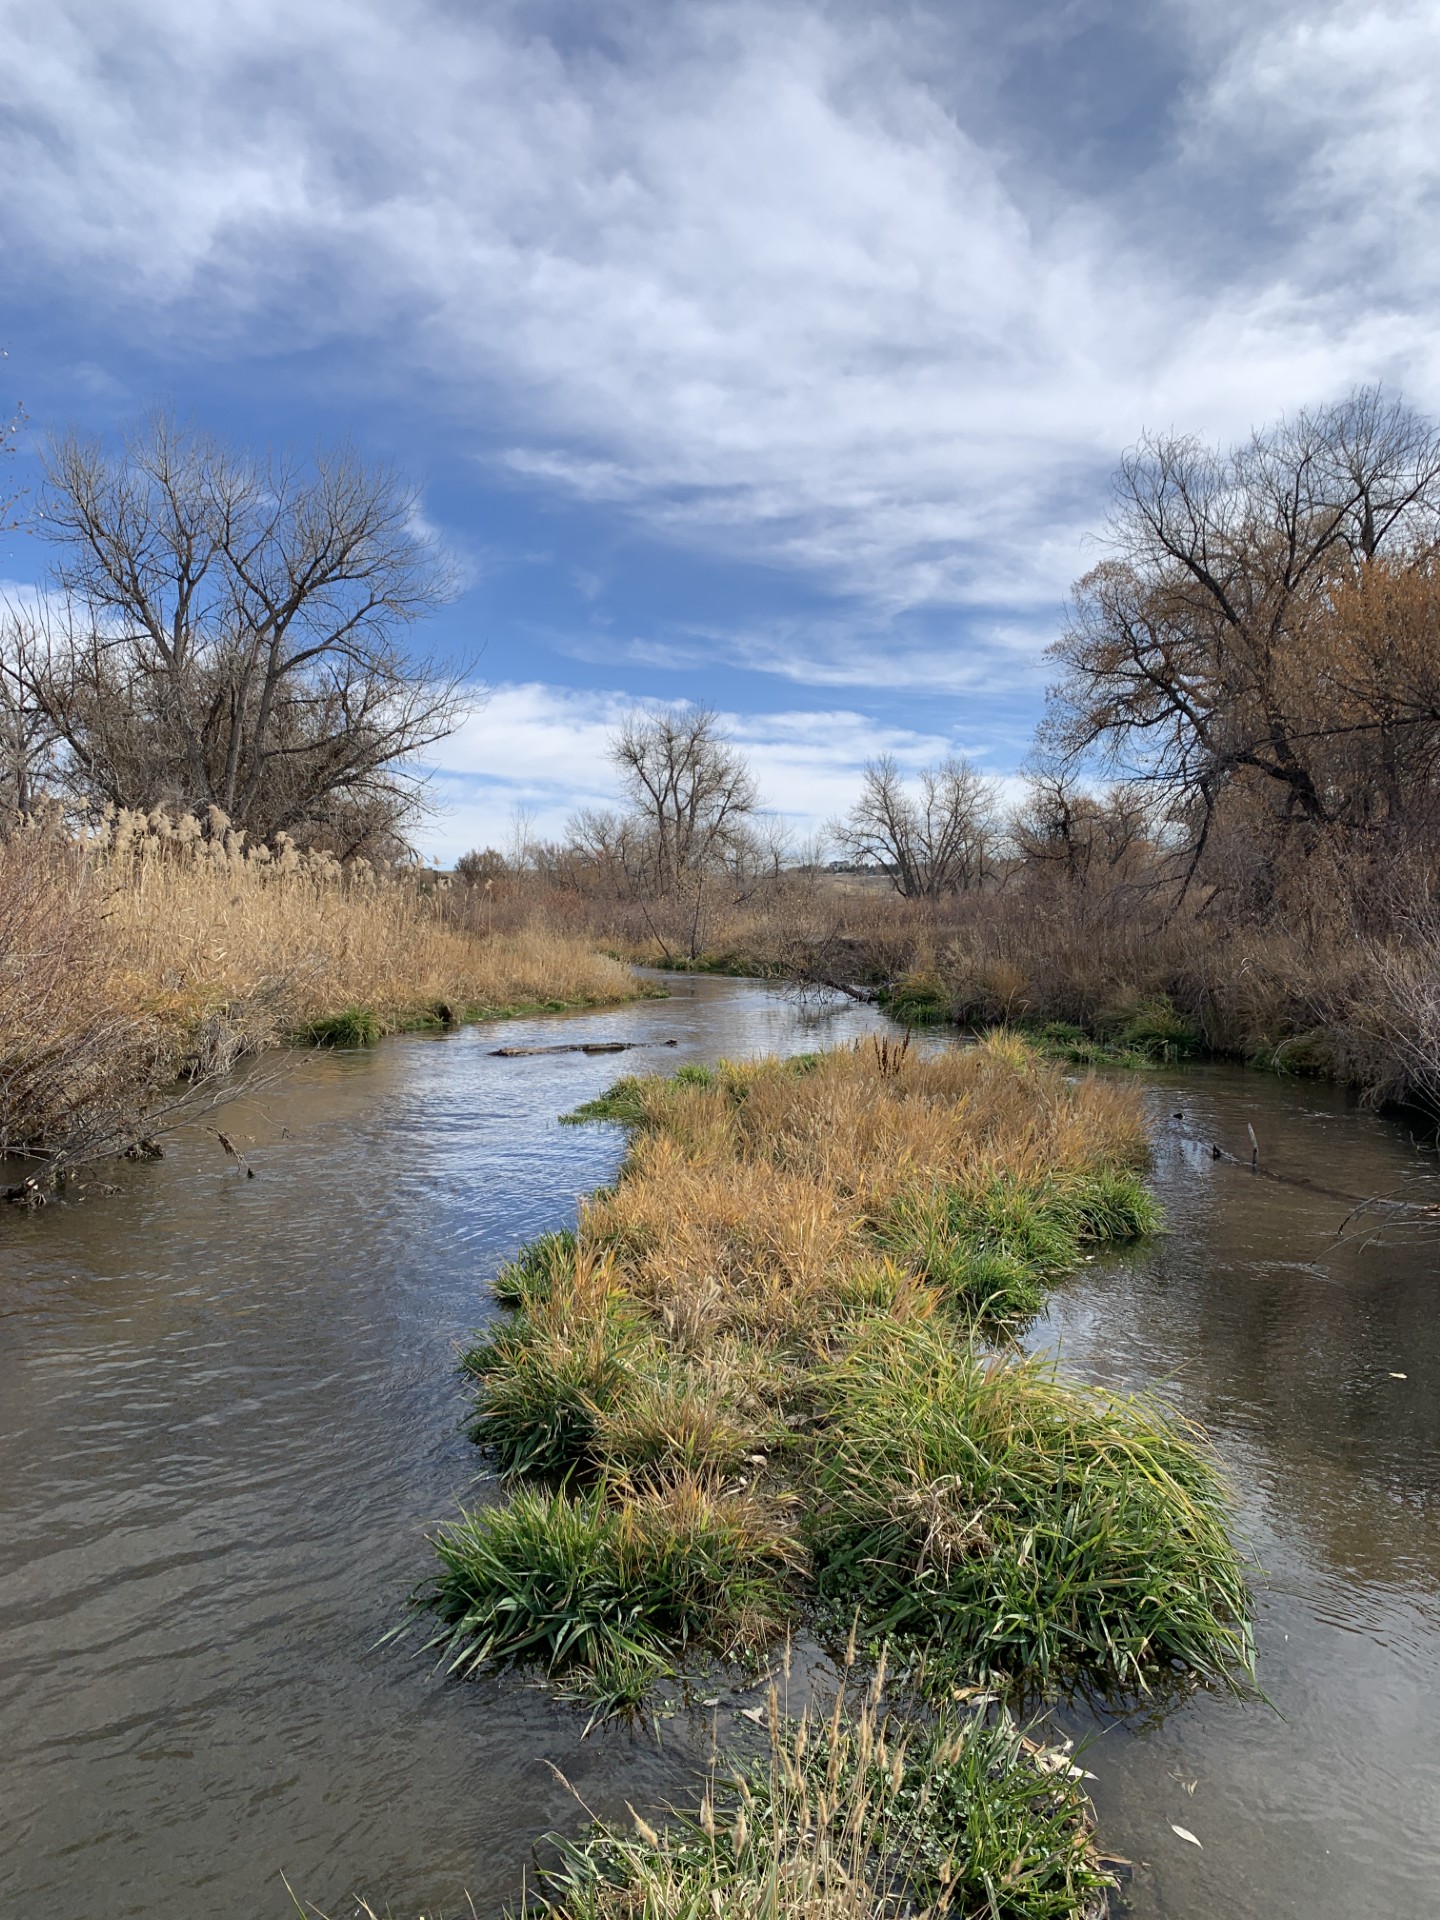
[1,977,1437,1917]
[1036,1067,1440,1919]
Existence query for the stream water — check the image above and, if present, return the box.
[1,975,1437,1918]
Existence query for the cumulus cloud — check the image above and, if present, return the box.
[6,0,1438,653]
[424,679,980,861]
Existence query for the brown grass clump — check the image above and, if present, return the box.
[0,832,170,1168]
[578,1041,1149,1346]
[431,1035,1253,1717]
[536,1669,1115,1920]
[0,808,636,1177]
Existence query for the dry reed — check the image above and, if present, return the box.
[0,806,636,1174]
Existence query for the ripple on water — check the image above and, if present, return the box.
[2,986,1438,1918]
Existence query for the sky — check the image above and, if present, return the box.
[2,0,1438,859]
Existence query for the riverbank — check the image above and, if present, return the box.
[0,816,639,1180]
[421,1031,1253,1916]
[5,975,1434,1919]
[444,869,1440,1112]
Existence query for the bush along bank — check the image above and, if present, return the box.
[418,1034,1254,1917]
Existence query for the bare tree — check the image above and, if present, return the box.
[0,615,63,816]
[1009,772,1158,897]
[608,707,760,891]
[832,753,998,896]
[1043,387,1440,908]
[567,707,770,958]
[9,414,465,855]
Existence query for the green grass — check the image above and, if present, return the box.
[563,1052,824,1126]
[808,1317,1255,1697]
[1095,994,1200,1064]
[298,1004,383,1046]
[561,1076,650,1126]
[533,1692,1113,1920]
[420,1479,797,1702]
[461,1285,646,1480]
[880,971,953,1025]
[1023,1021,1156,1070]
[294,988,655,1051]
[490,1230,580,1308]
[994,998,1200,1070]
[877,1168,1161,1326]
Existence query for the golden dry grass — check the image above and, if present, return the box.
[574,1038,1150,1349]
[106,848,635,1043]
[0,811,636,1170]
[433,1037,1253,1715]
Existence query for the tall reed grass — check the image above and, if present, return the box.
[0,808,636,1176]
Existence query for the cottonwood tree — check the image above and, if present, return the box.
[1043,387,1440,915]
[0,617,63,816]
[609,706,761,891]
[832,753,999,896]
[569,707,775,957]
[1009,771,1159,907]
[8,414,464,856]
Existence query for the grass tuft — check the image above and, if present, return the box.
[880,972,953,1025]
[462,1252,645,1479]
[422,1476,798,1695]
[561,1077,650,1127]
[299,1004,383,1047]
[534,1681,1114,1920]
[491,1230,580,1308]
[808,1318,1254,1696]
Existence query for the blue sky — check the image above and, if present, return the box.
[3,0,1438,859]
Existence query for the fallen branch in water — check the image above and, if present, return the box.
[491,1040,679,1057]
[1202,1140,1440,1235]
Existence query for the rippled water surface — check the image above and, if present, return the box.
[2,976,1437,1918]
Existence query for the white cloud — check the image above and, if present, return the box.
[4,1,1439,678]
[421,679,979,861]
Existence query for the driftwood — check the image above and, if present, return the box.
[490,1039,680,1058]
[1206,1138,1440,1232]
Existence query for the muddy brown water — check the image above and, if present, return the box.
[1,975,1437,1918]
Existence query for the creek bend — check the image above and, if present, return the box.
[1,975,1436,1919]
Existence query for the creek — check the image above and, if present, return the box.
[1,974,1436,1918]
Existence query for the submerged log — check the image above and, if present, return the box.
[490,1039,679,1057]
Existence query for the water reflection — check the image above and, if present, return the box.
[1037,1067,1440,1919]
[1,987,1436,1918]
[0,978,888,1920]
